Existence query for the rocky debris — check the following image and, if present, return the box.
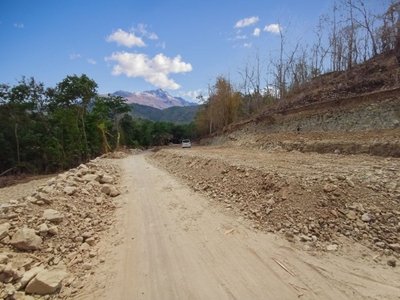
[0,222,10,240]
[25,263,68,295]
[9,227,42,250]
[20,266,45,288]
[387,259,397,267]
[0,154,123,298]
[326,244,339,251]
[149,149,400,264]
[42,209,63,223]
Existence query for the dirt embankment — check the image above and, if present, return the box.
[203,87,400,158]
[149,145,400,264]
[207,129,400,158]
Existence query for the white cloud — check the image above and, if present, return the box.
[14,23,24,28]
[253,28,260,37]
[137,24,147,35]
[69,54,82,59]
[234,16,259,28]
[264,24,281,34]
[148,33,158,40]
[180,89,203,102]
[106,29,146,47]
[136,23,158,40]
[87,58,97,64]
[228,35,247,41]
[243,43,252,48]
[157,41,166,49]
[105,52,192,90]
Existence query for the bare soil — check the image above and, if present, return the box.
[1,132,399,299]
[73,143,400,300]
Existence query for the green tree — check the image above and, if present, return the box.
[54,74,98,160]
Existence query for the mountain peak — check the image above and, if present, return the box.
[112,89,198,109]
[144,88,169,98]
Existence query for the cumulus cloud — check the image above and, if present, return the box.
[87,58,97,64]
[243,43,252,48]
[69,54,82,59]
[14,23,24,28]
[105,52,193,90]
[253,28,260,37]
[106,29,146,47]
[264,24,281,34]
[234,16,259,28]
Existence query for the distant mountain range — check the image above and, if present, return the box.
[128,102,201,124]
[112,88,198,109]
[99,88,200,123]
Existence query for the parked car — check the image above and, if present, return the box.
[181,139,191,148]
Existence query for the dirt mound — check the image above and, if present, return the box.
[0,156,122,299]
[149,147,400,264]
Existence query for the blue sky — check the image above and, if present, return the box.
[1,0,334,102]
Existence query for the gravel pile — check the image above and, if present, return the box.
[0,156,122,299]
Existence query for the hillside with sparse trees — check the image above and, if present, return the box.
[195,0,400,135]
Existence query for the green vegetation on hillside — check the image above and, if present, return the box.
[0,75,196,175]
[129,103,200,124]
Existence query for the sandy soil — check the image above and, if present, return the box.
[0,177,50,205]
[74,152,400,300]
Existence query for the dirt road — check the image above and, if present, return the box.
[77,152,400,300]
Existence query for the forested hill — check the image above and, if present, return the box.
[129,103,201,124]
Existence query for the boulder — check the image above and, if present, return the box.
[38,223,49,236]
[10,227,42,250]
[64,186,77,195]
[326,244,338,251]
[388,243,400,251]
[361,213,371,222]
[346,211,357,220]
[0,253,9,264]
[43,209,63,223]
[82,174,99,182]
[323,184,337,193]
[35,192,52,204]
[85,237,95,246]
[100,174,114,184]
[41,186,54,194]
[25,263,68,295]
[48,226,58,235]
[109,186,121,197]
[1,203,11,213]
[20,266,45,288]
[101,184,120,197]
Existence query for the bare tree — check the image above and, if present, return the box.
[350,0,378,57]
[312,15,330,76]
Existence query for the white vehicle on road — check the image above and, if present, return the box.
[181,139,191,148]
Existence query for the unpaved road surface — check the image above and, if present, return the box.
[76,152,400,300]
